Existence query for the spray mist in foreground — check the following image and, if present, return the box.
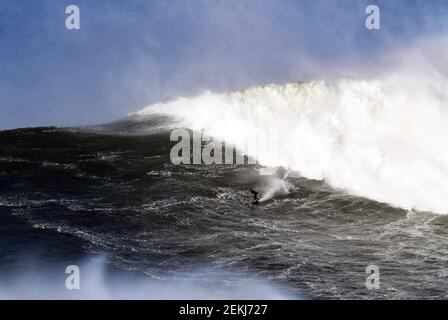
[0,257,296,300]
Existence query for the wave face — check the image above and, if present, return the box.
[135,72,448,214]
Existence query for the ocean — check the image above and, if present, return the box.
[1,79,448,299]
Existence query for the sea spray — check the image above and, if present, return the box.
[134,71,448,214]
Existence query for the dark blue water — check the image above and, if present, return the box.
[1,118,448,299]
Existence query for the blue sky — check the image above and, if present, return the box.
[0,0,447,129]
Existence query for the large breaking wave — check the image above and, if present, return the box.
[134,69,448,214]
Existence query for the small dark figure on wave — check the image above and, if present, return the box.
[250,188,259,205]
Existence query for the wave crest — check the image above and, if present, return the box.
[135,72,448,214]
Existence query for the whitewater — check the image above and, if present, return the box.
[134,70,448,214]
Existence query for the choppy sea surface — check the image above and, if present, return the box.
[1,117,448,299]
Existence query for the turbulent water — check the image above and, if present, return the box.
[137,76,448,214]
[2,78,448,299]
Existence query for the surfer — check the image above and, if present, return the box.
[250,188,259,205]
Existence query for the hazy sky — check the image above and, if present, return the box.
[0,0,447,129]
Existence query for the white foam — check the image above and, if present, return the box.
[259,176,296,202]
[134,69,448,214]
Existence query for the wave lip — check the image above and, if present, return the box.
[135,73,448,214]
